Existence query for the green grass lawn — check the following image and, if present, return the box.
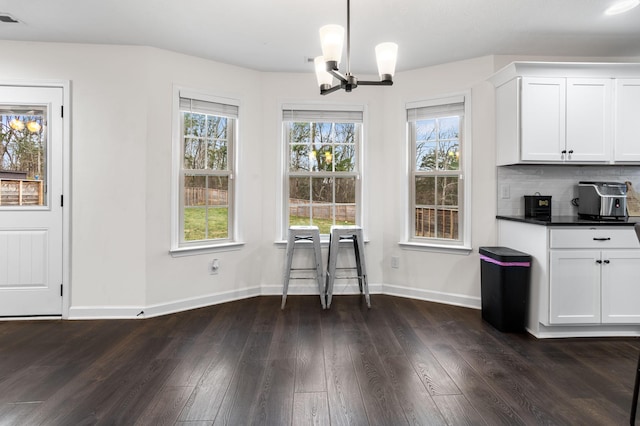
[184,207,228,241]
[289,216,355,234]
[185,208,355,240]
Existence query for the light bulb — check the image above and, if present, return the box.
[9,118,25,131]
[26,121,42,133]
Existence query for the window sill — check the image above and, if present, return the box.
[398,241,472,255]
[169,242,245,257]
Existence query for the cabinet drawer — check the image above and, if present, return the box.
[550,228,640,249]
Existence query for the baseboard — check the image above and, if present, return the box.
[68,287,262,320]
[382,284,481,310]
[68,306,146,320]
[143,287,262,318]
[67,283,479,320]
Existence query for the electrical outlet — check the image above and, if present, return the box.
[391,256,400,269]
[209,259,219,275]
[500,184,510,199]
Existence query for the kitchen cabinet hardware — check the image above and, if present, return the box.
[593,237,611,241]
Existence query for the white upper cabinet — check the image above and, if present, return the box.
[490,62,640,165]
[520,77,566,162]
[565,78,612,162]
[614,79,640,162]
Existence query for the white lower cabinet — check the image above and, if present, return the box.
[497,220,640,337]
[550,249,640,324]
[549,227,640,325]
[549,250,601,324]
[600,250,640,323]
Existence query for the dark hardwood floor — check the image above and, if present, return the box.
[1,294,639,425]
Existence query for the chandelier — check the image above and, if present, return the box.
[314,0,398,95]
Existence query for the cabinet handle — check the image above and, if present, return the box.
[603,259,610,264]
[568,150,574,154]
[593,237,611,241]
[596,260,603,264]
[561,150,567,154]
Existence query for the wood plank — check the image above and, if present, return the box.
[382,355,447,425]
[432,394,486,426]
[134,386,194,426]
[248,358,295,425]
[292,392,330,426]
[348,342,409,425]
[384,298,460,396]
[295,297,326,393]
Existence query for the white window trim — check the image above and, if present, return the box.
[170,86,243,255]
[402,91,472,253]
[277,102,368,243]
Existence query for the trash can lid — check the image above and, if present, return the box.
[479,246,531,262]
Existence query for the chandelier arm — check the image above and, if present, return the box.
[327,68,348,83]
[320,84,344,96]
[357,80,393,86]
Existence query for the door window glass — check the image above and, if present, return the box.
[0,106,47,207]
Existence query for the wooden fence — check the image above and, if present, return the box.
[0,179,44,206]
[289,200,356,222]
[415,207,458,240]
[185,187,228,206]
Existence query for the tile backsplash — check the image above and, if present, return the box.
[497,165,640,216]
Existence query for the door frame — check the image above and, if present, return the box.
[1,80,71,319]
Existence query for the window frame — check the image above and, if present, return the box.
[280,103,365,241]
[404,92,472,252]
[170,87,241,255]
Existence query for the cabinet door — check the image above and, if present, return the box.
[601,250,640,323]
[521,77,566,162]
[549,250,601,324]
[614,79,640,162]
[495,78,520,165]
[566,78,612,162]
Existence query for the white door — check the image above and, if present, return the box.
[0,86,64,316]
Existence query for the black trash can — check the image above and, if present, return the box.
[479,247,531,332]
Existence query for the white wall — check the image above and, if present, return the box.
[0,41,149,312]
[381,56,498,307]
[4,39,632,318]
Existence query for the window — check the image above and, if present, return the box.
[282,107,363,236]
[172,90,238,250]
[407,95,471,249]
[1,107,47,207]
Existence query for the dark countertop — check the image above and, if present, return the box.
[497,215,640,227]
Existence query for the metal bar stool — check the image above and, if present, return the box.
[282,225,326,310]
[325,225,370,309]
[630,223,640,425]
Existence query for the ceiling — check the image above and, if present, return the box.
[1,0,639,75]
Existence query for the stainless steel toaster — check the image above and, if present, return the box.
[578,181,627,219]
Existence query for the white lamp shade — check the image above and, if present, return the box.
[314,56,334,87]
[605,0,639,15]
[375,42,398,78]
[319,24,344,63]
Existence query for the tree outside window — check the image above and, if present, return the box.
[284,110,362,235]
[178,96,237,246]
[408,100,465,244]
